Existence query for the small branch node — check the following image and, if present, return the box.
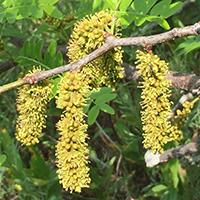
[23,76,36,84]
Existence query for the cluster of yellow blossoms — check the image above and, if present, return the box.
[136,51,175,153]
[0,35,6,55]
[56,72,91,193]
[56,10,123,193]
[170,98,199,140]
[67,10,123,88]
[15,10,123,193]
[16,68,53,146]
[136,51,199,154]
[43,13,75,29]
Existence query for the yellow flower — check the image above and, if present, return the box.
[170,97,199,140]
[56,72,91,193]
[67,10,123,88]
[136,50,172,154]
[15,67,53,146]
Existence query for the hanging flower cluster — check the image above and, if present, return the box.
[56,72,91,193]
[170,98,199,140]
[0,35,6,55]
[43,13,75,29]
[56,10,123,193]
[67,10,123,88]
[136,50,173,154]
[16,67,53,146]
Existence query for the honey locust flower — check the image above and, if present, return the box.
[43,13,75,29]
[170,97,199,140]
[136,50,172,154]
[56,72,91,193]
[0,35,6,55]
[67,10,123,88]
[15,67,53,146]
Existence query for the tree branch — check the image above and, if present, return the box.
[1,21,200,95]
[123,63,200,95]
[145,134,200,167]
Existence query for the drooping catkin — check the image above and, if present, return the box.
[16,67,53,146]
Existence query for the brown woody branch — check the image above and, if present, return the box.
[0,21,200,95]
[123,63,200,94]
[145,134,200,167]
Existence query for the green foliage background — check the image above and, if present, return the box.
[0,0,200,199]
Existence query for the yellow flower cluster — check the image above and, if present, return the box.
[43,13,75,29]
[16,67,53,146]
[55,11,124,192]
[170,98,199,140]
[0,35,6,55]
[67,10,123,88]
[56,72,91,193]
[136,50,173,154]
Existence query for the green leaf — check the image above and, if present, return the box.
[0,12,6,23]
[95,103,115,115]
[83,98,92,114]
[144,184,168,197]
[31,5,44,18]
[0,128,24,170]
[117,11,135,29]
[55,51,63,66]
[34,24,49,35]
[134,15,147,26]
[2,27,23,37]
[90,87,113,100]
[115,121,139,146]
[150,0,171,16]
[15,56,40,66]
[40,0,59,4]
[43,5,63,19]
[134,0,158,14]
[0,155,6,166]
[44,41,58,68]
[102,0,117,10]
[28,146,51,179]
[2,0,13,8]
[108,156,116,166]
[161,2,183,18]
[46,41,57,55]
[169,160,179,188]
[16,37,60,69]
[22,40,31,57]
[119,0,132,11]
[146,16,159,22]
[95,93,117,104]
[30,36,37,59]
[34,40,44,62]
[46,179,62,200]
[156,18,170,30]
[64,20,76,29]
[6,8,18,23]
[19,6,30,18]
[75,0,93,20]
[88,106,100,125]
[49,76,60,99]
[93,0,101,10]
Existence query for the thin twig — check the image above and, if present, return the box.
[95,120,122,176]
[87,154,110,170]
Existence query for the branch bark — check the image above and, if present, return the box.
[1,21,200,94]
[145,134,200,167]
